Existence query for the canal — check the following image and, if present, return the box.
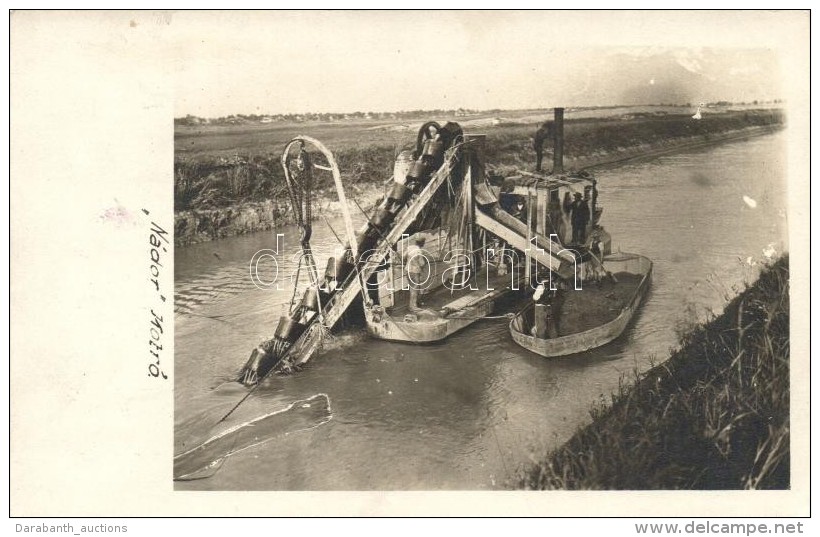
[174,132,787,490]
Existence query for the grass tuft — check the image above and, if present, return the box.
[517,255,790,490]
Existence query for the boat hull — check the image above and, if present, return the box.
[509,253,652,358]
[365,292,498,343]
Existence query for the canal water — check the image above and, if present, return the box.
[174,132,787,490]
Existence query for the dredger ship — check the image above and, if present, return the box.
[238,108,651,386]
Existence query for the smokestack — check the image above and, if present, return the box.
[553,107,564,174]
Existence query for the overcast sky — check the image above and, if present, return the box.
[170,11,798,117]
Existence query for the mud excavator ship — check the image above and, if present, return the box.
[238,108,651,386]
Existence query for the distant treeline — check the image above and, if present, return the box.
[174,101,784,127]
[175,108,492,126]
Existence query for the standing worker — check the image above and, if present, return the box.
[533,121,555,172]
[532,279,565,338]
[587,226,617,286]
[532,280,549,338]
[403,236,428,312]
[548,280,566,337]
[565,192,591,246]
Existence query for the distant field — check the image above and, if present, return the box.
[176,120,409,158]
[174,106,784,213]
[175,104,780,159]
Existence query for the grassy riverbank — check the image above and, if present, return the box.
[518,255,790,490]
[173,107,783,245]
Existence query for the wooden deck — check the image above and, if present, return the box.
[385,269,521,318]
[556,273,642,335]
[365,267,523,343]
[510,254,653,358]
